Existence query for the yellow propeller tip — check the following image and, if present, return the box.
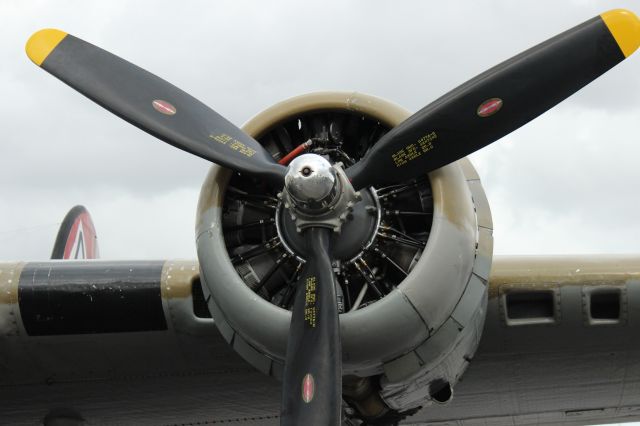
[601,9,640,58]
[26,29,67,66]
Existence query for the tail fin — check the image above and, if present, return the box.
[51,205,99,260]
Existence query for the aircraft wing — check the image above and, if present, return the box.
[1,256,639,425]
[0,260,280,425]
[413,255,640,426]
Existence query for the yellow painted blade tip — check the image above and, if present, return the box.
[601,9,640,58]
[26,29,68,66]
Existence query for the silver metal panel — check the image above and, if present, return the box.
[382,350,423,383]
[452,275,487,327]
[474,227,493,281]
[466,180,493,230]
[385,292,486,411]
[399,164,477,330]
[413,318,461,368]
[341,290,430,376]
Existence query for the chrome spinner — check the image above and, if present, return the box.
[280,153,361,233]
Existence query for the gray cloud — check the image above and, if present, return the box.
[1,0,640,262]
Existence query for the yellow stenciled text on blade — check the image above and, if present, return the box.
[391,131,437,167]
[208,133,257,157]
[304,276,317,328]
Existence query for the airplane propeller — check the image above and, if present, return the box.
[281,226,341,425]
[25,29,286,185]
[346,9,640,190]
[26,9,640,425]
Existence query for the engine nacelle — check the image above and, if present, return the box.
[196,92,493,414]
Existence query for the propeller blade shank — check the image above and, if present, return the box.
[347,9,640,189]
[26,29,286,184]
[281,227,341,426]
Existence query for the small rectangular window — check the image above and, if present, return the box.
[505,290,555,325]
[589,289,621,322]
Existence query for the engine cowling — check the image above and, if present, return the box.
[196,92,493,415]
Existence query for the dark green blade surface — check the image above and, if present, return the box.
[281,227,341,426]
[40,34,286,184]
[346,15,627,189]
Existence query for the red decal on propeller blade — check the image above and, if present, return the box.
[302,373,315,403]
[477,98,503,117]
[152,99,176,115]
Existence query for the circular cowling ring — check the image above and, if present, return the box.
[196,92,479,375]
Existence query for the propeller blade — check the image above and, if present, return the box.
[26,29,286,184]
[281,227,341,426]
[347,9,640,189]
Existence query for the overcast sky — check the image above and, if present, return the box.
[1,0,640,263]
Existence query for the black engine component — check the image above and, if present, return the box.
[221,111,434,312]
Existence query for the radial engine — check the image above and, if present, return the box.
[196,92,494,421]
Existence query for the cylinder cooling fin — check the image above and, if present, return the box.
[196,92,494,411]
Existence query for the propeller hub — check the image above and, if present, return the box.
[277,187,381,262]
[280,156,361,234]
[285,154,338,212]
